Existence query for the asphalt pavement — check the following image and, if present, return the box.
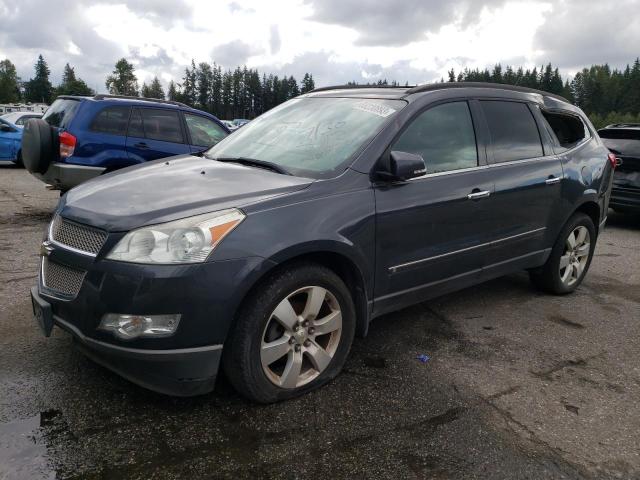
[1,165,639,479]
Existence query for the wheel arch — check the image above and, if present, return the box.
[574,199,601,233]
[239,245,372,339]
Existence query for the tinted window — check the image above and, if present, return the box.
[185,113,227,146]
[482,101,543,163]
[393,101,478,174]
[139,108,183,143]
[90,106,130,135]
[542,111,588,150]
[128,109,144,137]
[42,99,80,128]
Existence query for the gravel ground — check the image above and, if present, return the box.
[1,165,639,480]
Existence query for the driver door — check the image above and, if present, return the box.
[373,100,495,315]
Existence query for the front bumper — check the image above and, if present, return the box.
[34,162,105,191]
[34,242,270,395]
[32,287,222,396]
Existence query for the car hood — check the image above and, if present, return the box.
[60,155,314,231]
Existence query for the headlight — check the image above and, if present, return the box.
[106,209,245,264]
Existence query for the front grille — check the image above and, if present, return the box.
[41,258,86,299]
[50,214,107,255]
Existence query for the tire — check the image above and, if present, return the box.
[223,262,356,403]
[22,118,56,174]
[530,212,596,294]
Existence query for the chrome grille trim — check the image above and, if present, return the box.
[41,258,86,300]
[49,214,108,256]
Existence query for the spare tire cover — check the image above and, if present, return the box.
[22,119,55,174]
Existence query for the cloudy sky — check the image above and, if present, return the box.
[0,0,638,92]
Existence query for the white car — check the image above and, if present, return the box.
[1,111,43,126]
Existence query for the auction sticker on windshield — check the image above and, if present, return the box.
[353,101,397,118]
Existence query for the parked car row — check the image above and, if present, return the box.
[29,82,615,403]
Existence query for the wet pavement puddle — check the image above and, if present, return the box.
[0,413,56,480]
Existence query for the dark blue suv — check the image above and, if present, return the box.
[22,95,229,191]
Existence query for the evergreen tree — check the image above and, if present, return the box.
[0,59,21,103]
[24,55,53,103]
[147,76,165,99]
[167,80,178,101]
[300,73,315,93]
[105,58,138,96]
[56,63,93,96]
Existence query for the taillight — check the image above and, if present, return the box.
[607,152,617,170]
[59,131,76,158]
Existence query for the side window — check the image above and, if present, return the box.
[393,101,478,174]
[184,113,227,147]
[128,108,145,138]
[542,111,589,151]
[139,108,184,143]
[90,106,130,135]
[481,101,543,163]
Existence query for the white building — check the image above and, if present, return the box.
[0,103,48,115]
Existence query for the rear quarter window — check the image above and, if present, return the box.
[481,101,544,163]
[542,111,589,151]
[90,106,130,136]
[42,99,80,129]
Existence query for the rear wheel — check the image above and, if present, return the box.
[223,263,356,403]
[530,212,596,294]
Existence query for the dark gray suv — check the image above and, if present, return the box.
[30,83,615,403]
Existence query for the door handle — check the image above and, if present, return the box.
[545,176,561,185]
[467,190,491,200]
[134,142,149,149]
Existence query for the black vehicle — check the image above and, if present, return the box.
[598,123,640,213]
[30,83,615,403]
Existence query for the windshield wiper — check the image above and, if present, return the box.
[212,156,291,175]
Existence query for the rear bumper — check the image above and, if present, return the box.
[35,162,105,191]
[610,185,640,212]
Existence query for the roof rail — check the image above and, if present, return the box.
[309,84,414,93]
[406,82,570,103]
[92,94,189,108]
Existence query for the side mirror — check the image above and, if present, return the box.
[0,124,13,132]
[383,151,426,181]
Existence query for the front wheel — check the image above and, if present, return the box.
[530,212,596,294]
[223,263,356,403]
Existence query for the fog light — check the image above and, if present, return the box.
[98,314,181,340]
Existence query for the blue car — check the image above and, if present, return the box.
[22,94,230,191]
[0,117,24,165]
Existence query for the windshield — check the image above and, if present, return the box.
[205,97,405,178]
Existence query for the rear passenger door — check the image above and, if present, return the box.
[477,100,564,276]
[126,107,191,162]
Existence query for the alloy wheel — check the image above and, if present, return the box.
[559,225,590,286]
[260,286,342,388]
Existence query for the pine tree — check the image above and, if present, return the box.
[24,55,53,103]
[105,58,138,96]
[56,63,93,96]
[0,59,21,103]
[167,80,178,101]
[141,77,165,99]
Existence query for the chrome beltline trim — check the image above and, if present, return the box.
[389,227,547,273]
